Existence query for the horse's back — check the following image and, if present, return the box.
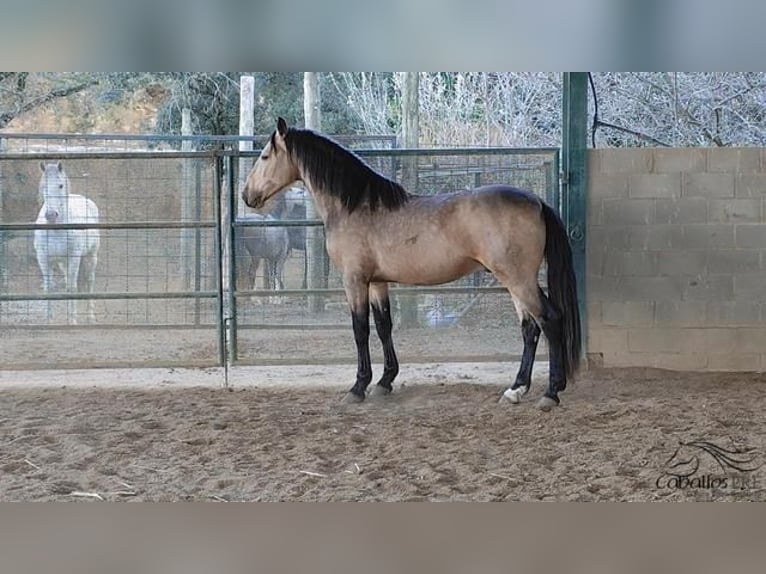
[465,184,542,209]
[238,214,289,258]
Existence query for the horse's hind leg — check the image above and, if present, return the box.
[503,297,541,403]
[497,280,566,411]
[369,282,399,396]
[536,289,567,409]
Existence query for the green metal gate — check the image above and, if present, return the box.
[1,141,561,370]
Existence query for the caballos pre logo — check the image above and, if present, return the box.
[656,440,762,491]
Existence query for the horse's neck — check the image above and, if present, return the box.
[300,176,342,223]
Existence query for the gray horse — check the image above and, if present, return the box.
[235,212,289,295]
[273,187,331,289]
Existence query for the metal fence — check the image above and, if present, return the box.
[0,134,558,370]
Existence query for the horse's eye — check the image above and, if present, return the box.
[261,154,269,161]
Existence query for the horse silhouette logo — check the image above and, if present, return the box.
[660,440,761,480]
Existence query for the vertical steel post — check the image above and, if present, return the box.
[193,159,202,326]
[226,155,238,365]
[304,72,326,314]
[181,110,194,290]
[213,155,226,369]
[0,137,7,292]
[398,72,420,328]
[561,72,588,355]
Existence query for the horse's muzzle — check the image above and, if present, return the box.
[242,190,264,209]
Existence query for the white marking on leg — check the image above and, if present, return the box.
[501,386,524,404]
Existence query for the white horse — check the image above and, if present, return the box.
[33,162,100,324]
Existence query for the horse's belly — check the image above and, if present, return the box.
[375,250,481,285]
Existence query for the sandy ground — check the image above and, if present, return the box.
[1,364,765,502]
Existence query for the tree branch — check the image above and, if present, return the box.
[595,119,672,147]
[0,79,99,129]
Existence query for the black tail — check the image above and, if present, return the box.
[541,203,582,379]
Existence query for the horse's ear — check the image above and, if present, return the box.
[277,117,288,136]
[57,161,63,172]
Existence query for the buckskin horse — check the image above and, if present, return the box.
[242,118,581,410]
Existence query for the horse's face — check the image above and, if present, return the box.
[242,118,300,210]
[39,161,69,223]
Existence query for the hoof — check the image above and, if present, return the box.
[499,386,527,405]
[369,385,392,398]
[536,396,559,412]
[342,391,365,405]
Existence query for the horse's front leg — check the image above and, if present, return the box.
[37,251,54,322]
[81,253,98,323]
[266,257,286,305]
[342,274,372,403]
[264,259,275,304]
[249,258,262,304]
[65,254,81,325]
[369,281,399,396]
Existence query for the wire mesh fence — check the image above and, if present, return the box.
[0,133,558,369]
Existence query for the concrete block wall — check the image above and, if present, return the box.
[587,148,766,371]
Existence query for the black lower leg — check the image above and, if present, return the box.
[539,292,565,404]
[372,296,399,391]
[512,315,540,392]
[349,305,372,398]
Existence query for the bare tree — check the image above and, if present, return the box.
[3,72,763,148]
[0,73,99,129]
[590,72,766,147]
[330,72,766,148]
[418,72,562,146]
[327,73,397,135]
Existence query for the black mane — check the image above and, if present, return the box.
[283,128,410,213]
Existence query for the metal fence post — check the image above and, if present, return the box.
[561,72,588,355]
[226,154,238,365]
[213,154,226,370]
[0,137,7,292]
[181,109,195,290]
